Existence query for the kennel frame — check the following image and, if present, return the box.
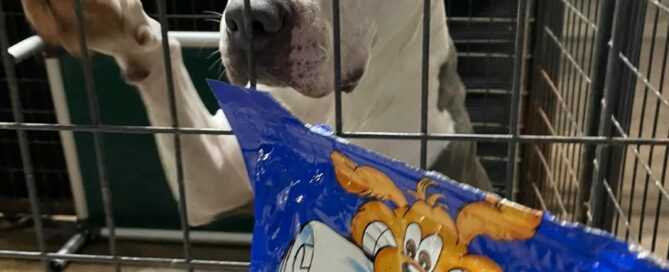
[1,0,669,271]
[525,0,669,256]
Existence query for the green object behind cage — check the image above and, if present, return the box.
[60,49,253,232]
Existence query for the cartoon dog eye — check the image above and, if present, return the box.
[417,234,442,272]
[405,239,417,259]
[404,223,422,258]
[404,223,443,272]
[418,251,431,270]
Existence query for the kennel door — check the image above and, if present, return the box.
[56,48,254,232]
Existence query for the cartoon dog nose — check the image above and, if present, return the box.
[224,0,289,51]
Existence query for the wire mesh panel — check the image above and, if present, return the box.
[602,0,669,258]
[2,0,669,271]
[0,0,527,270]
[0,0,72,217]
[0,1,249,271]
[524,0,669,259]
[0,0,228,221]
[445,0,523,195]
[521,0,599,220]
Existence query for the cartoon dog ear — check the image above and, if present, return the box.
[330,151,408,207]
[456,194,542,245]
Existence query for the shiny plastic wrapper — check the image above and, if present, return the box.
[208,80,669,272]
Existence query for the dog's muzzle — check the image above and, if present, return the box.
[224,0,290,51]
[223,0,294,86]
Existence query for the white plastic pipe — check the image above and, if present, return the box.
[7,31,219,64]
[7,35,44,63]
[169,31,220,49]
[45,58,89,220]
[99,227,253,245]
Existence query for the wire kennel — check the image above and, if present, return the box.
[0,0,668,271]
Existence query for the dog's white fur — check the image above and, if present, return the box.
[21,0,485,226]
[231,0,457,167]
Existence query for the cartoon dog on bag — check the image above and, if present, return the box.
[280,151,542,272]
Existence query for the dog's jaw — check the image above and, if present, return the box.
[284,15,333,98]
[219,0,458,168]
[219,0,376,98]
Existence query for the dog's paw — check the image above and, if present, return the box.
[20,0,158,57]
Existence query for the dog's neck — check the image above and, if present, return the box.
[264,1,455,167]
[128,2,455,133]
[267,0,454,134]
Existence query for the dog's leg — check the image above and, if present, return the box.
[432,40,493,191]
[21,0,253,226]
[128,37,254,227]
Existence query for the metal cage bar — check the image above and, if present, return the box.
[608,0,669,255]
[590,0,632,230]
[505,0,530,200]
[333,0,342,134]
[577,0,616,224]
[420,0,431,170]
[155,1,193,271]
[645,0,669,253]
[71,0,121,271]
[1,122,669,145]
[521,1,669,258]
[242,0,257,88]
[0,6,49,271]
[3,0,669,270]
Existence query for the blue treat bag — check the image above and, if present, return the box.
[207,80,668,272]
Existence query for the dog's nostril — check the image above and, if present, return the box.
[252,21,265,34]
[224,0,289,48]
[227,19,239,32]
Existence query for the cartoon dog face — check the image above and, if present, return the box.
[331,151,543,272]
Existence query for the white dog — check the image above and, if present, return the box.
[21,0,491,226]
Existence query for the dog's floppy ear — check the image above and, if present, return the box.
[330,151,408,207]
[456,194,542,245]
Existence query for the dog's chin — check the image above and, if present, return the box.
[224,63,365,98]
[284,75,363,98]
[272,81,332,98]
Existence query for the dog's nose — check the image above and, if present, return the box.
[402,263,412,272]
[224,0,288,50]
